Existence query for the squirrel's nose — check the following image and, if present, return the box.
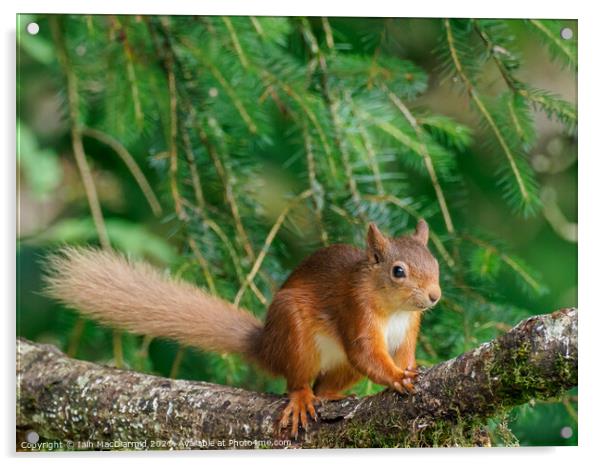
[428,289,441,304]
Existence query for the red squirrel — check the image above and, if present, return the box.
[45,220,441,438]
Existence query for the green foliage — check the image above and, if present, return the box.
[526,20,577,71]
[17,15,577,446]
[29,217,177,264]
[436,18,576,217]
[17,121,62,199]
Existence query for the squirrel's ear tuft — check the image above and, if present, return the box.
[413,219,429,246]
[366,223,388,263]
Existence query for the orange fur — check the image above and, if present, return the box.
[44,221,440,437]
[314,364,361,398]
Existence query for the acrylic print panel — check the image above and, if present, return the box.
[16,14,577,450]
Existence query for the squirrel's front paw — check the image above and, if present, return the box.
[392,368,419,393]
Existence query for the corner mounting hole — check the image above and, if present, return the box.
[26,430,40,443]
[560,426,573,439]
[26,22,40,35]
[560,27,573,40]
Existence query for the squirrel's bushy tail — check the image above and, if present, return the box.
[44,247,263,359]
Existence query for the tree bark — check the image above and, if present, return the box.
[16,307,577,450]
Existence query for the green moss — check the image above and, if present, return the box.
[554,353,574,384]
[489,413,520,447]
[488,341,544,405]
[315,415,492,448]
[408,418,491,447]
[319,417,405,448]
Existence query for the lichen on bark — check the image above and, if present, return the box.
[16,308,577,450]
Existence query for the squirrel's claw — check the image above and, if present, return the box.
[401,377,415,392]
[392,368,418,394]
[392,379,415,394]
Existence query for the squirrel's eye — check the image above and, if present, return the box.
[392,265,406,279]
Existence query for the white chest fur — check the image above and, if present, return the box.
[314,311,413,373]
[314,333,347,372]
[383,311,413,355]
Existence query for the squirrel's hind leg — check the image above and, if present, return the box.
[279,385,318,439]
[263,291,323,437]
[313,364,361,401]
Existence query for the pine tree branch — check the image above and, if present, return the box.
[346,94,386,196]
[110,16,144,130]
[234,190,313,306]
[382,84,455,234]
[186,236,217,295]
[443,19,534,211]
[153,20,279,304]
[462,234,546,295]
[161,23,185,222]
[527,20,576,69]
[50,18,110,251]
[148,19,260,275]
[81,127,163,217]
[182,38,258,134]
[302,121,329,245]
[300,19,364,215]
[283,80,338,178]
[222,17,250,69]
[473,21,520,91]
[179,124,207,212]
[17,308,576,449]
[473,20,576,138]
[154,22,258,264]
[50,17,122,367]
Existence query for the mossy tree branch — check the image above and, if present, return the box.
[17,308,576,449]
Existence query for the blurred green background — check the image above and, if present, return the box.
[17,15,577,446]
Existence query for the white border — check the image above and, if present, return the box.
[3,1,600,465]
